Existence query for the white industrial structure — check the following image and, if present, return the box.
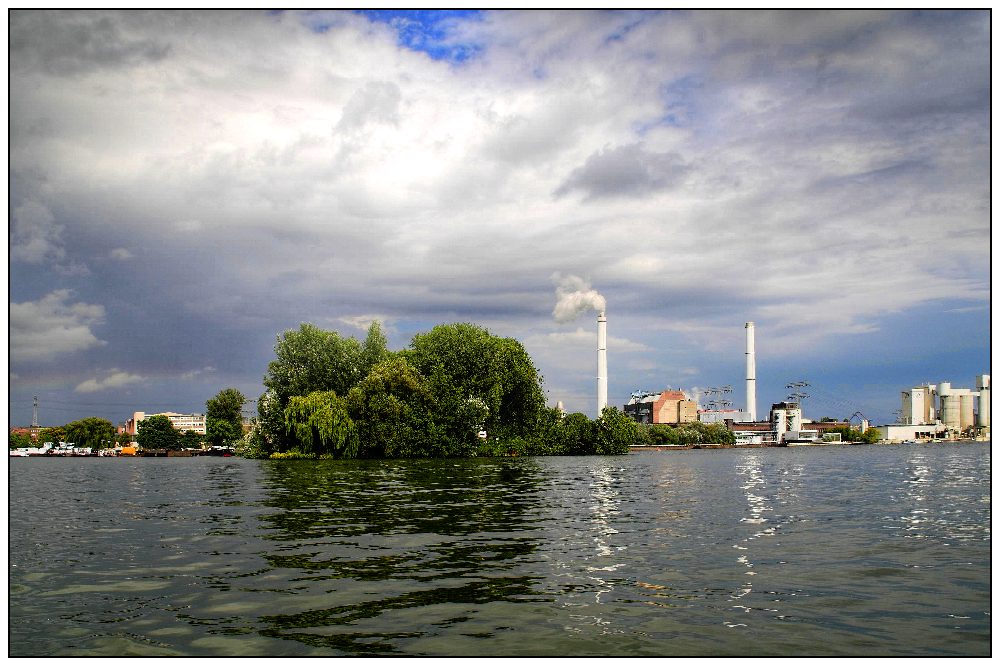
[898,376,989,438]
[901,385,935,425]
[597,310,608,416]
[976,375,990,431]
[745,322,757,422]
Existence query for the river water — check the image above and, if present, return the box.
[8,442,991,656]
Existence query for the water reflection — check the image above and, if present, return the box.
[727,453,805,627]
[891,445,991,545]
[728,454,764,624]
[582,464,627,608]
[252,458,549,652]
[901,452,931,539]
[8,447,991,657]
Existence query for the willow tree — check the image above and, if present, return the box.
[261,322,391,450]
[283,390,358,458]
[346,356,440,458]
[64,417,117,450]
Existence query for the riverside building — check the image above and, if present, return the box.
[125,411,207,437]
[898,375,989,438]
[624,390,698,425]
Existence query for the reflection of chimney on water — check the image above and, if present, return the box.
[597,310,607,415]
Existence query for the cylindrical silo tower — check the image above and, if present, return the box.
[960,393,976,432]
[937,383,960,432]
[977,375,990,428]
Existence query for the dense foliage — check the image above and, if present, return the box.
[29,418,117,450]
[137,415,181,450]
[242,320,643,460]
[63,417,118,450]
[825,425,882,444]
[9,432,34,448]
[206,387,246,447]
[637,421,736,447]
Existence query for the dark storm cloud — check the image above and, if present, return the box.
[555,144,690,200]
[9,10,171,75]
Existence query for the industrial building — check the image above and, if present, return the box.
[722,402,858,445]
[624,390,698,425]
[698,409,753,425]
[897,376,989,438]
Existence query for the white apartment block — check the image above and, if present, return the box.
[126,411,207,436]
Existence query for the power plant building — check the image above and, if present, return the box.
[624,390,698,425]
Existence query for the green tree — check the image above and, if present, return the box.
[180,430,204,449]
[346,357,440,458]
[137,415,180,450]
[9,432,33,448]
[860,427,881,444]
[359,321,391,378]
[236,423,271,459]
[528,406,570,455]
[64,417,117,450]
[206,387,246,447]
[261,323,367,449]
[283,390,358,458]
[265,323,364,403]
[702,422,736,445]
[647,424,680,446]
[595,406,638,454]
[37,426,66,445]
[255,389,283,454]
[561,412,598,455]
[405,323,545,441]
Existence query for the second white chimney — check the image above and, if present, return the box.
[746,321,757,422]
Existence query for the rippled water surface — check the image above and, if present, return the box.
[9,442,991,656]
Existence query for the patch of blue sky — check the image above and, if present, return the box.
[634,74,705,134]
[355,10,485,63]
[602,10,661,45]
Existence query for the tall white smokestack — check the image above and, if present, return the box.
[551,274,607,417]
[597,310,608,416]
[745,322,757,422]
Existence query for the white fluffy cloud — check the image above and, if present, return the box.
[10,290,106,362]
[75,369,144,393]
[109,247,134,260]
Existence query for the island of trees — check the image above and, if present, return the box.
[9,321,745,459]
[237,321,653,459]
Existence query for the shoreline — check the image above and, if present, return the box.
[630,438,985,452]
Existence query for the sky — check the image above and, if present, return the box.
[8,9,992,428]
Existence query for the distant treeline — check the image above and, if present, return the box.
[238,322,654,460]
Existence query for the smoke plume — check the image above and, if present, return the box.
[552,273,606,323]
